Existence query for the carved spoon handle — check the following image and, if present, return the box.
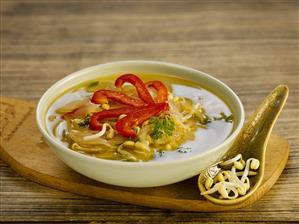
[224,84,289,160]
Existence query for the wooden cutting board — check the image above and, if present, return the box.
[0,96,289,212]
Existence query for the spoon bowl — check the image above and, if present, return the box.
[198,84,289,205]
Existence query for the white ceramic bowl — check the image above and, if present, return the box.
[36,60,244,187]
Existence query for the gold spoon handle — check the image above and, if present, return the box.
[225,84,289,159]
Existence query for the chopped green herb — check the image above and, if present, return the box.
[88,81,99,88]
[158,151,165,157]
[150,116,175,140]
[213,112,233,123]
[202,114,212,124]
[77,115,90,127]
[86,81,101,92]
[177,146,192,153]
[194,107,211,124]
[86,81,114,92]
[109,118,118,122]
[62,129,67,139]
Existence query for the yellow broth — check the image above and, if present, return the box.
[46,74,234,162]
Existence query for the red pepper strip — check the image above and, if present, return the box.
[115,74,155,105]
[91,90,147,107]
[115,103,168,138]
[63,106,87,119]
[89,107,137,130]
[146,81,168,103]
[62,105,87,119]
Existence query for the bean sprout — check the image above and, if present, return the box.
[72,143,105,154]
[220,154,242,166]
[83,123,113,141]
[201,154,260,199]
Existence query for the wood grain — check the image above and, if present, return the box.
[1,0,298,222]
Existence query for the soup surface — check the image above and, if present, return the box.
[46,74,233,162]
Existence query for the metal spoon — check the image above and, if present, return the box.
[198,84,289,205]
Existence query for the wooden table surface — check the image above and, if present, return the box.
[1,0,298,223]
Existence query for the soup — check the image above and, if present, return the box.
[46,74,233,162]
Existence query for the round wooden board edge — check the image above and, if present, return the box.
[0,135,289,212]
[0,96,290,212]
